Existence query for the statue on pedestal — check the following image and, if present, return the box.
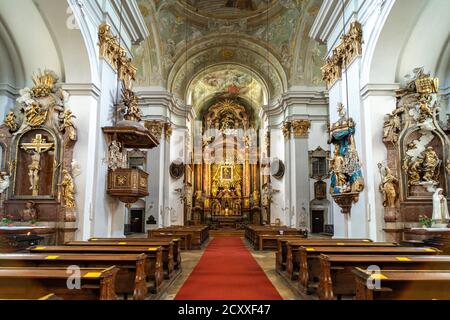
[378,165,398,208]
[60,170,75,209]
[431,188,449,228]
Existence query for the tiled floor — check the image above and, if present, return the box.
[161,236,303,300]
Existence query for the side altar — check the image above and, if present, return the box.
[0,70,78,244]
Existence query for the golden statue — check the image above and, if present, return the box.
[3,111,18,132]
[422,146,440,182]
[59,109,77,141]
[379,165,398,208]
[235,183,242,197]
[418,98,433,122]
[60,169,75,209]
[211,180,218,197]
[28,152,41,196]
[332,147,347,189]
[408,157,423,186]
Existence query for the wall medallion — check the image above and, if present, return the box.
[170,160,184,180]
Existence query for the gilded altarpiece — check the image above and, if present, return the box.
[0,70,78,243]
[192,99,261,227]
[380,68,450,241]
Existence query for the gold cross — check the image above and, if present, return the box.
[20,134,54,153]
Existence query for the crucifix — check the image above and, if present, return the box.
[20,134,54,196]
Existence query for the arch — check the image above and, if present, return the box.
[167,35,287,103]
[363,0,450,85]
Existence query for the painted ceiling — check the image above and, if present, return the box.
[134,0,325,104]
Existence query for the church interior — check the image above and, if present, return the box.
[0,0,449,302]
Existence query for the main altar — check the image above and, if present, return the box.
[189,99,262,227]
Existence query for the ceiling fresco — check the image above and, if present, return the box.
[188,65,265,111]
[133,0,325,102]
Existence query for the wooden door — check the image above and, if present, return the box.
[130,209,144,233]
[311,210,324,234]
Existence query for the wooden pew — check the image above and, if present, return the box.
[245,225,305,248]
[257,234,307,251]
[318,254,450,300]
[149,225,209,249]
[277,238,374,273]
[0,266,118,300]
[68,240,177,278]
[88,237,182,270]
[298,246,441,294]
[28,245,164,293]
[352,268,450,300]
[146,233,191,250]
[0,253,148,299]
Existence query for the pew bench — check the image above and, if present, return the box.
[0,253,149,299]
[257,234,307,251]
[352,268,450,300]
[28,245,164,294]
[0,266,118,300]
[318,254,450,300]
[148,231,192,250]
[277,239,373,273]
[68,240,178,278]
[283,241,395,280]
[87,238,182,270]
[298,246,441,294]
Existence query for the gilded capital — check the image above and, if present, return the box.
[144,120,164,142]
[282,122,291,141]
[292,120,311,138]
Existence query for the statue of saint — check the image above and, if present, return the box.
[28,152,41,195]
[332,147,347,191]
[431,188,450,227]
[235,183,242,197]
[379,166,398,208]
[60,169,75,209]
[382,112,401,143]
[211,180,218,197]
[422,147,440,182]
[408,157,423,186]
[59,109,77,141]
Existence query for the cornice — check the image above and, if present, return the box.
[61,83,101,99]
[0,83,18,99]
[360,83,400,100]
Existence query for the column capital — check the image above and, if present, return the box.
[292,119,311,138]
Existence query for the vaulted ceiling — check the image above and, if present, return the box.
[134,0,325,103]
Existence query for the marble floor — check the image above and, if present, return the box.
[159,236,304,300]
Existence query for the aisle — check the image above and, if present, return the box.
[175,237,282,300]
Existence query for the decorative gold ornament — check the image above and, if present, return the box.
[120,88,142,122]
[3,112,18,132]
[321,21,363,89]
[292,120,311,138]
[60,169,75,209]
[31,69,57,98]
[164,123,173,141]
[116,175,127,186]
[98,22,136,89]
[24,102,48,127]
[282,122,291,141]
[144,120,164,142]
[328,103,364,214]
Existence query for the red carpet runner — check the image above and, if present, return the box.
[175,237,282,300]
